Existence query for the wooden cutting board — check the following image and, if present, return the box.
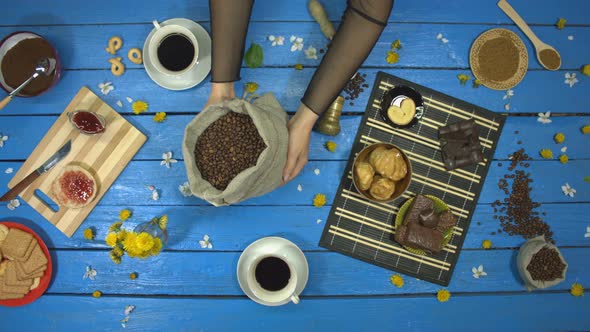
[7,87,147,237]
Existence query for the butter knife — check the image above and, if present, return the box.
[0,140,72,202]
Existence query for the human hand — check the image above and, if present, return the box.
[282,104,319,183]
[204,82,236,109]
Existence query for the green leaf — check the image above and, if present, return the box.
[244,43,263,68]
[584,176,590,183]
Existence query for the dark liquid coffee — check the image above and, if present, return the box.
[255,257,291,291]
[157,34,195,72]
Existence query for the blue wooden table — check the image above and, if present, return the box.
[1,1,589,331]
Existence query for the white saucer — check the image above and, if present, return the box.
[237,237,309,306]
[143,18,211,91]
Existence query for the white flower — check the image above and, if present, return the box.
[126,97,133,103]
[503,89,514,100]
[314,168,320,176]
[297,184,303,192]
[179,181,192,197]
[472,265,487,279]
[199,235,213,249]
[304,46,318,59]
[561,146,567,153]
[98,82,114,95]
[436,33,449,43]
[290,35,304,52]
[161,151,178,169]
[0,134,8,148]
[5,168,13,174]
[145,185,160,201]
[565,72,578,88]
[568,35,574,41]
[83,266,97,281]
[316,219,322,224]
[268,35,284,46]
[561,183,576,198]
[116,100,123,108]
[584,226,590,238]
[124,305,135,316]
[7,199,20,210]
[537,111,552,124]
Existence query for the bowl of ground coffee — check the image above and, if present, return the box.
[470,28,527,90]
[0,32,61,97]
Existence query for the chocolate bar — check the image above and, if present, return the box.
[436,210,457,234]
[419,208,439,228]
[438,119,483,171]
[403,195,433,226]
[405,222,444,253]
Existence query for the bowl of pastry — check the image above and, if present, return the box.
[352,143,412,203]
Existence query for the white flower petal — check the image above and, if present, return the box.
[199,240,206,248]
[436,33,443,39]
[442,38,449,43]
[268,35,275,41]
[5,168,13,174]
[504,103,510,111]
[478,265,484,272]
[297,184,303,192]
[314,168,320,176]
[204,235,209,241]
[472,267,478,274]
[561,146,567,153]
[207,243,213,249]
[568,35,574,40]
[316,219,322,224]
[290,35,296,43]
[473,273,480,279]
[116,100,123,108]
[126,97,133,103]
[124,305,135,316]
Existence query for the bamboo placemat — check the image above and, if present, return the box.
[319,72,506,286]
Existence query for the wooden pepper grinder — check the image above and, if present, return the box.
[315,96,344,136]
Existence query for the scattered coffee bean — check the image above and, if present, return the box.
[343,72,366,103]
[319,48,325,54]
[526,247,565,281]
[195,112,267,191]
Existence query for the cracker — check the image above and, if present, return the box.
[30,277,40,291]
[0,281,31,295]
[15,261,46,280]
[0,224,8,243]
[19,245,48,275]
[4,262,33,287]
[16,239,37,263]
[0,260,8,277]
[0,228,33,260]
[0,291,25,300]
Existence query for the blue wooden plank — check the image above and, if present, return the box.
[2,0,589,25]
[0,69,587,116]
[0,293,587,331]
[0,23,586,70]
[1,115,589,161]
[35,248,589,296]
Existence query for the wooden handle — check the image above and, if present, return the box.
[497,0,542,47]
[308,0,335,40]
[0,171,40,201]
[0,95,13,110]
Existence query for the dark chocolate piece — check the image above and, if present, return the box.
[404,222,444,253]
[394,224,409,245]
[403,195,433,226]
[419,208,439,228]
[438,119,483,171]
[436,210,457,233]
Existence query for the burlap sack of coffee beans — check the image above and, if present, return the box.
[517,235,568,291]
[182,94,288,206]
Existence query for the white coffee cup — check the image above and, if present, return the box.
[148,20,199,76]
[237,237,309,306]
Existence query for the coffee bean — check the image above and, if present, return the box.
[194,112,267,191]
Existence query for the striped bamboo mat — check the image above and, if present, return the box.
[319,72,505,286]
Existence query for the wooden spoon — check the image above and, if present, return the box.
[497,0,561,71]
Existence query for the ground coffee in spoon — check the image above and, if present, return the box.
[539,49,560,70]
[477,37,519,82]
[1,38,55,96]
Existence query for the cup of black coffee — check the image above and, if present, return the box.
[148,20,199,76]
[237,237,309,306]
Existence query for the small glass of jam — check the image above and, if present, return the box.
[68,110,106,135]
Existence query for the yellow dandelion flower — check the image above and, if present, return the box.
[158,215,168,230]
[582,125,590,134]
[391,40,402,50]
[135,232,155,252]
[110,252,122,264]
[109,221,123,232]
[92,290,102,298]
[117,229,128,241]
[390,274,404,288]
[582,65,590,76]
[294,63,303,70]
[571,283,584,297]
[325,141,337,152]
[130,272,138,280]
[559,154,569,164]
[83,228,95,240]
[112,246,124,257]
[386,51,399,64]
[245,82,259,93]
[123,232,138,251]
[482,239,492,249]
[472,79,482,88]
[540,149,553,159]
[437,289,451,302]
[105,232,118,247]
[119,209,132,221]
[457,74,471,85]
[132,100,148,115]
[556,18,566,30]
[150,237,163,256]
[554,133,565,143]
[153,112,167,123]
[313,193,327,208]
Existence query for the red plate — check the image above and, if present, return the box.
[0,222,53,307]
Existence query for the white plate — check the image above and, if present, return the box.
[143,18,211,91]
[237,237,309,306]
